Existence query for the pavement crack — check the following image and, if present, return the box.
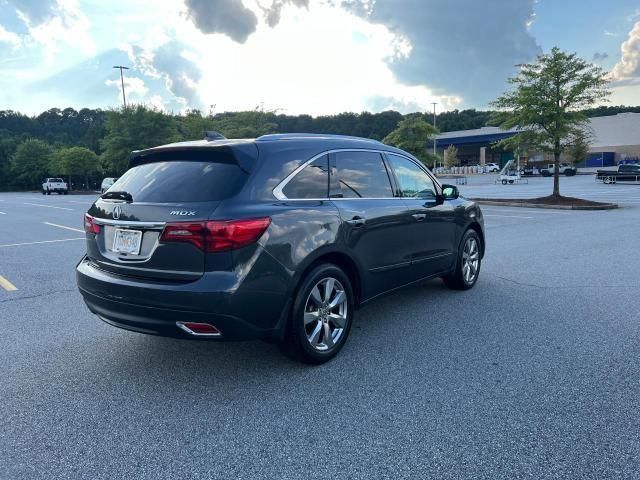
[490,274,639,289]
[0,288,76,303]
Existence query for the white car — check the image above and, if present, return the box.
[42,178,68,195]
[100,177,118,193]
[484,163,500,173]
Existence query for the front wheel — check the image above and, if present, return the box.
[443,229,482,290]
[282,264,354,364]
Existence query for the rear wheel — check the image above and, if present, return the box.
[443,229,482,290]
[282,264,354,364]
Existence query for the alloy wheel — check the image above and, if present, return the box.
[303,277,348,352]
[462,237,480,284]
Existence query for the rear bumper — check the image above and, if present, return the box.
[76,254,291,341]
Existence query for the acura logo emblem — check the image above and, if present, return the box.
[113,205,122,220]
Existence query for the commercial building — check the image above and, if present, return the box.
[433,112,640,168]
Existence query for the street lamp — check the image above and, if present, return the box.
[431,102,438,168]
[112,66,129,108]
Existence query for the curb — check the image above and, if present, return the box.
[471,200,619,211]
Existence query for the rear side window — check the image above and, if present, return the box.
[282,155,329,199]
[111,161,247,203]
[387,154,437,200]
[334,151,393,198]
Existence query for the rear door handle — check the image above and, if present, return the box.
[346,216,366,227]
[412,213,427,222]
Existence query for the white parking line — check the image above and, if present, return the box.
[23,203,73,211]
[0,238,84,248]
[483,214,534,219]
[0,211,6,215]
[44,222,84,233]
[0,275,18,291]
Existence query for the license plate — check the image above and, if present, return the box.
[112,229,142,255]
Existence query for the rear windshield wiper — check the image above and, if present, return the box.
[101,190,133,202]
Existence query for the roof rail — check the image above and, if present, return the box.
[256,133,383,143]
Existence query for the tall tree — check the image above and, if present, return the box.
[383,116,439,167]
[100,105,181,175]
[491,47,610,197]
[10,139,54,189]
[444,144,459,169]
[50,146,100,189]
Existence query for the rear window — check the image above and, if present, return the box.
[49,178,64,183]
[110,161,247,203]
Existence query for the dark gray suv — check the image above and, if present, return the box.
[77,134,485,363]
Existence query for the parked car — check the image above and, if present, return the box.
[596,163,640,183]
[42,178,68,195]
[100,177,118,193]
[484,163,500,173]
[76,134,485,363]
[540,163,577,176]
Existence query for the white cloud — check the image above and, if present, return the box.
[604,30,618,36]
[610,21,640,85]
[0,25,21,47]
[105,75,149,102]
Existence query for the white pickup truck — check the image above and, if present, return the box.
[42,178,68,195]
[540,163,577,177]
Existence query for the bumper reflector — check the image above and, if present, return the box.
[176,322,222,337]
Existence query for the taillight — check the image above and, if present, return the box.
[84,214,100,234]
[159,217,271,252]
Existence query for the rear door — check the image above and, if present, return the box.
[85,148,253,282]
[330,150,413,299]
[385,153,456,278]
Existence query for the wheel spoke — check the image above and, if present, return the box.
[310,286,322,305]
[304,311,319,325]
[308,321,322,345]
[323,322,334,347]
[328,290,345,309]
[323,278,335,302]
[329,313,346,328]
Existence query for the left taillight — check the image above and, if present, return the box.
[159,217,271,253]
[84,214,100,234]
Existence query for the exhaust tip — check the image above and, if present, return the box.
[176,321,222,337]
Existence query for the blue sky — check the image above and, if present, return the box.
[0,0,639,116]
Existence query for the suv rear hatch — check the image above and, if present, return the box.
[85,144,257,282]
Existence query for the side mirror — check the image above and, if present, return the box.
[442,184,459,200]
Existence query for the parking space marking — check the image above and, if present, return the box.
[44,222,84,233]
[0,275,18,292]
[0,211,6,215]
[0,237,84,248]
[483,214,533,219]
[24,203,73,211]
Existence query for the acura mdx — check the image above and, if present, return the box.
[77,134,485,363]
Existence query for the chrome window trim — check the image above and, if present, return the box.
[273,148,441,201]
[93,218,166,229]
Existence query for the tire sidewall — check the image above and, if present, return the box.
[457,230,481,289]
[289,264,354,364]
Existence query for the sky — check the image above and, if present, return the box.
[0,0,639,116]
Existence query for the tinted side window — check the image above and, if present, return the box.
[387,154,437,199]
[282,155,329,199]
[334,151,393,198]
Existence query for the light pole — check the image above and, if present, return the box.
[112,66,129,108]
[431,102,438,168]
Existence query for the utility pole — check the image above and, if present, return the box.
[112,66,129,108]
[431,102,438,169]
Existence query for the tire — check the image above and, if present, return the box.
[281,264,354,364]
[502,179,507,185]
[63,191,68,195]
[443,229,482,291]
[46,190,50,195]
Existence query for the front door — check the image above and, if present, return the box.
[385,153,457,279]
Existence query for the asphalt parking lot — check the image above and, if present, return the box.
[1,178,639,479]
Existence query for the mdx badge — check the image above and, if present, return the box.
[170,210,196,216]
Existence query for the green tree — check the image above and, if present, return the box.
[178,109,217,140]
[444,144,459,169]
[383,116,439,167]
[50,146,100,189]
[100,105,181,175]
[566,130,591,166]
[491,47,610,197]
[11,139,54,189]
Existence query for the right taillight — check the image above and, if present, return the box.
[84,214,100,234]
[159,217,270,253]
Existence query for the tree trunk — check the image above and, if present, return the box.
[552,150,561,198]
